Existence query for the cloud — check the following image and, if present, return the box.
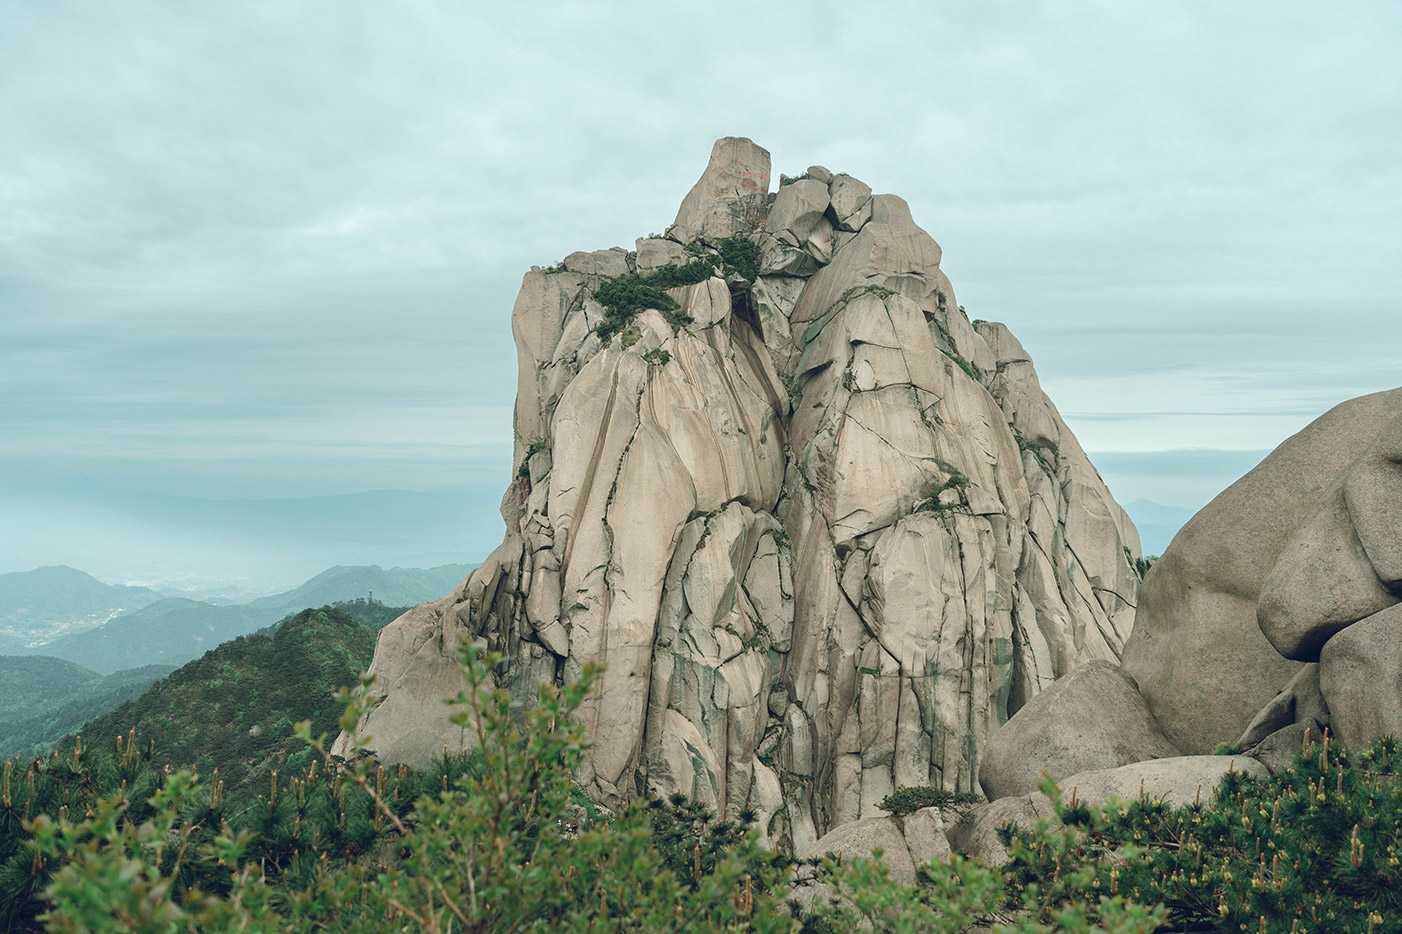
[0,0,1397,541]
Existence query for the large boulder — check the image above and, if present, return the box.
[1257,418,1402,660]
[1121,388,1402,753]
[1231,663,1329,771]
[1056,755,1269,809]
[798,807,951,883]
[342,139,1146,849]
[947,795,1058,867]
[670,137,771,242]
[1318,603,1402,751]
[978,659,1179,800]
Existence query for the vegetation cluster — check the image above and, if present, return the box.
[71,606,384,805]
[0,664,172,761]
[4,631,1401,932]
[595,238,760,344]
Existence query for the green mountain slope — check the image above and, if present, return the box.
[266,598,411,634]
[0,565,161,642]
[78,606,379,804]
[0,656,104,721]
[0,663,173,759]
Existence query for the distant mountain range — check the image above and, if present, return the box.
[0,473,506,596]
[0,565,163,644]
[0,596,419,760]
[0,560,471,758]
[0,657,175,758]
[1122,499,1196,557]
[243,564,470,615]
[0,562,471,674]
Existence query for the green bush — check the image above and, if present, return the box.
[876,786,982,818]
[36,639,1402,931]
[21,640,1181,934]
[594,237,759,343]
[1001,732,1402,932]
[717,237,760,283]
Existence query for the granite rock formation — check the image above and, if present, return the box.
[976,659,1180,801]
[337,137,1144,850]
[1121,389,1402,754]
[955,387,1400,872]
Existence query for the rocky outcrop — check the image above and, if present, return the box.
[978,659,1179,801]
[950,384,1401,871]
[1121,389,1402,754]
[946,794,1058,867]
[338,138,1145,849]
[952,754,1267,867]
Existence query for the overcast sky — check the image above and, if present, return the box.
[3,2,1399,549]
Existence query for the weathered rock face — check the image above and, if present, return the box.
[1054,755,1269,809]
[338,138,1144,849]
[1121,389,1402,754]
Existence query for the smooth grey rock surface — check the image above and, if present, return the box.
[948,795,1057,867]
[1235,663,1328,750]
[1122,388,1402,753]
[1319,603,1402,751]
[1057,755,1269,809]
[1257,418,1402,661]
[798,807,951,883]
[979,659,1179,801]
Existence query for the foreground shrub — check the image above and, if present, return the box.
[31,644,1402,932]
[31,646,798,933]
[1002,731,1402,932]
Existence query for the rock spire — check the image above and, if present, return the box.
[336,137,1143,850]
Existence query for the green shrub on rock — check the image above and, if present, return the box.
[876,786,982,818]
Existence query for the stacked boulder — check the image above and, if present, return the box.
[336,137,1145,851]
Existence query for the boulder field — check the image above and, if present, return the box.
[335,138,1145,851]
[336,136,1401,865]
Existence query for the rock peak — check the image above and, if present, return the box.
[670,137,772,243]
[337,142,1144,852]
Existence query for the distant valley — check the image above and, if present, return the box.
[0,562,471,671]
[0,562,473,757]
[0,564,163,645]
